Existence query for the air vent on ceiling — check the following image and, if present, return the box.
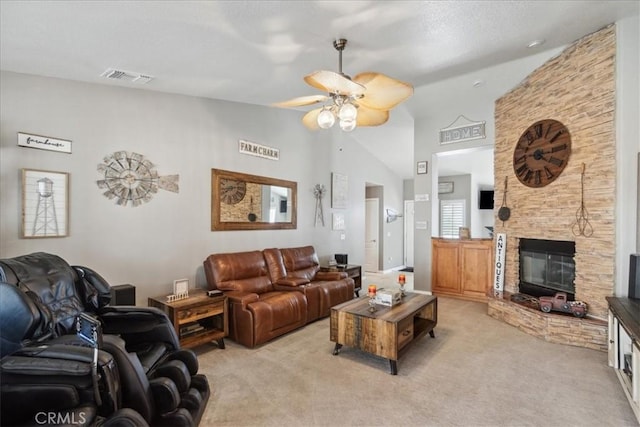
[100,68,154,84]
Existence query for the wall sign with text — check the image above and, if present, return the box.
[18,132,72,154]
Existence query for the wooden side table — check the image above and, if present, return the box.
[148,288,228,349]
[320,264,362,296]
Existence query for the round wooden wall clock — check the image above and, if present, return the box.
[220,178,246,204]
[513,119,571,188]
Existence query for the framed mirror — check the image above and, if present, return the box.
[211,168,297,231]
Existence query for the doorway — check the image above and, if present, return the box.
[404,200,414,269]
[365,198,379,272]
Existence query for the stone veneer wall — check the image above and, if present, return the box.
[493,25,616,321]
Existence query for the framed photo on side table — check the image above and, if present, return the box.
[173,279,189,295]
[21,168,69,238]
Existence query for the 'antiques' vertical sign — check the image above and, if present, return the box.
[493,233,506,294]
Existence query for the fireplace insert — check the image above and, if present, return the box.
[518,238,576,300]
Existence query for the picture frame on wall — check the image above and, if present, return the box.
[331,172,348,209]
[438,181,454,194]
[332,212,345,230]
[21,168,69,238]
[417,161,428,174]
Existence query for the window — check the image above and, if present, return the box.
[440,199,465,238]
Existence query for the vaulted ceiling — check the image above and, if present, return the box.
[1,1,637,178]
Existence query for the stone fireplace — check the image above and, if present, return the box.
[487,25,616,351]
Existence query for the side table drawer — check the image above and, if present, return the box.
[397,318,414,350]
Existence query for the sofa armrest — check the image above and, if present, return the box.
[72,265,113,310]
[315,271,348,281]
[97,306,180,349]
[224,291,259,308]
[276,277,310,287]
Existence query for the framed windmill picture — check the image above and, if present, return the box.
[21,168,69,238]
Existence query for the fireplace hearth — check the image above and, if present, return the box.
[518,238,576,300]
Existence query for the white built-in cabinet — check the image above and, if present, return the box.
[607,297,640,424]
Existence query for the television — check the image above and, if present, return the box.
[479,190,494,210]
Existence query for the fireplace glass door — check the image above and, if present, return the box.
[520,250,575,295]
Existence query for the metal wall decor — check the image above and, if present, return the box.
[572,163,593,237]
[96,151,179,207]
[313,184,326,227]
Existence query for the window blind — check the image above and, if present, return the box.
[440,199,465,238]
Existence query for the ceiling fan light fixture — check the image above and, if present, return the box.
[317,107,336,129]
[276,38,413,132]
[339,118,356,132]
[338,102,358,121]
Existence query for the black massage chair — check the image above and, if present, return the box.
[0,252,210,426]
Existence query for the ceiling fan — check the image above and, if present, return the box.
[273,39,413,132]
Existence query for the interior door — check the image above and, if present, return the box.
[365,198,379,272]
[404,200,414,268]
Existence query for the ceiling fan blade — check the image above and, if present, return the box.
[302,108,322,130]
[304,70,365,96]
[356,105,389,127]
[272,95,328,108]
[353,72,413,111]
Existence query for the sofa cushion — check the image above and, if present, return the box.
[263,248,288,283]
[279,246,320,281]
[204,251,273,294]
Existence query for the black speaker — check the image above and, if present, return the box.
[630,254,640,300]
[110,284,136,305]
[335,254,348,266]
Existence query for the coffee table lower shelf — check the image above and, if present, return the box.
[330,293,437,375]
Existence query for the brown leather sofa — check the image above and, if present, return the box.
[203,246,354,348]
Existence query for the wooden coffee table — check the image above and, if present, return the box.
[330,292,437,375]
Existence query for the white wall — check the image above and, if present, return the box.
[0,71,405,303]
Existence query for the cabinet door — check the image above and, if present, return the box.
[460,241,492,299]
[432,241,460,293]
[608,311,617,368]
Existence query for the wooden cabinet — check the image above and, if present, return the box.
[148,289,228,349]
[607,297,640,424]
[431,238,493,302]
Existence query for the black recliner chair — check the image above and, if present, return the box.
[0,281,149,426]
[0,253,210,426]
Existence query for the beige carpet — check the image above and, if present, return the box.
[195,296,637,427]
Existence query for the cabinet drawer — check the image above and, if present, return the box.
[397,318,414,350]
